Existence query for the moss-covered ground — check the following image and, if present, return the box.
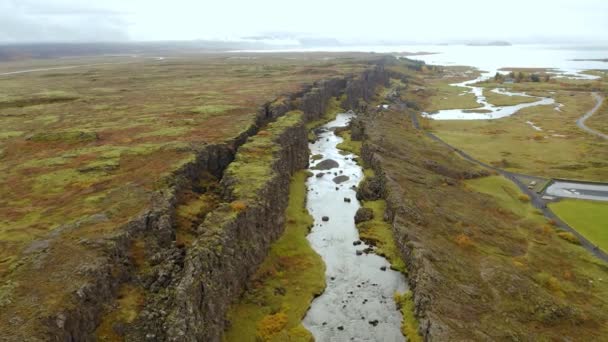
[223,110,303,201]
[223,171,324,342]
[549,199,608,252]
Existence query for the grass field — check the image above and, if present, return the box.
[223,171,324,342]
[429,90,608,181]
[549,199,608,252]
[482,89,538,106]
[424,81,480,112]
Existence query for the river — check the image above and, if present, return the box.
[303,112,408,341]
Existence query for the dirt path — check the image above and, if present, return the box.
[576,92,606,139]
[406,108,608,263]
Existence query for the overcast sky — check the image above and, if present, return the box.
[1,0,607,44]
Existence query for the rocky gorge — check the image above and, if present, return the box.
[3,62,391,341]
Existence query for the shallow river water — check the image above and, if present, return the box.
[303,113,408,341]
[422,75,556,120]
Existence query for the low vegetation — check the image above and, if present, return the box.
[549,199,608,251]
[482,88,537,106]
[223,110,303,200]
[223,171,324,341]
[356,198,407,274]
[428,90,608,180]
[357,103,608,339]
[394,291,422,342]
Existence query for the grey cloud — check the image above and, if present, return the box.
[0,0,129,43]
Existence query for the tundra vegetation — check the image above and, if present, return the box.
[416,66,608,181]
[0,53,376,338]
[353,99,608,339]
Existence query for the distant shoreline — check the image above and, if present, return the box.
[571,58,608,62]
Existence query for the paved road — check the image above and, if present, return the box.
[406,107,608,263]
[576,92,607,139]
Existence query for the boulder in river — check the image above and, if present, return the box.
[344,197,351,203]
[333,175,350,184]
[322,216,329,222]
[312,159,339,170]
[315,172,324,178]
[354,207,374,223]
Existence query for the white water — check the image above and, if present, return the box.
[303,113,407,341]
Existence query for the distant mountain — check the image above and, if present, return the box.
[571,58,608,62]
[466,41,512,46]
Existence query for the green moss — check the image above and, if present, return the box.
[192,104,240,115]
[0,131,23,140]
[224,171,324,341]
[394,291,422,342]
[33,168,110,194]
[336,131,362,155]
[95,284,145,340]
[224,111,303,200]
[356,199,407,274]
[28,131,98,143]
[136,126,191,138]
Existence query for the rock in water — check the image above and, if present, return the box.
[333,175,350,184]
[322,216,329,222]
[312,159,339,170]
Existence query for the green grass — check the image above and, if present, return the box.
[223,171,324,342]
[482,89,538,106]
[224,111,303,201]
[336,131,362,155]
[549,199,608,251]
[425,81,480,112]
[394,291,422,342]
[430,91,608,181]
[357,199,407,274]
[465,176,544,224]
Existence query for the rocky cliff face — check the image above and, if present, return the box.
[163,121,308,340]
[27,62,391,341]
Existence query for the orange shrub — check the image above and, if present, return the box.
[455,233,473,248]
[230,200,247,212]
[257,130,271,136]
